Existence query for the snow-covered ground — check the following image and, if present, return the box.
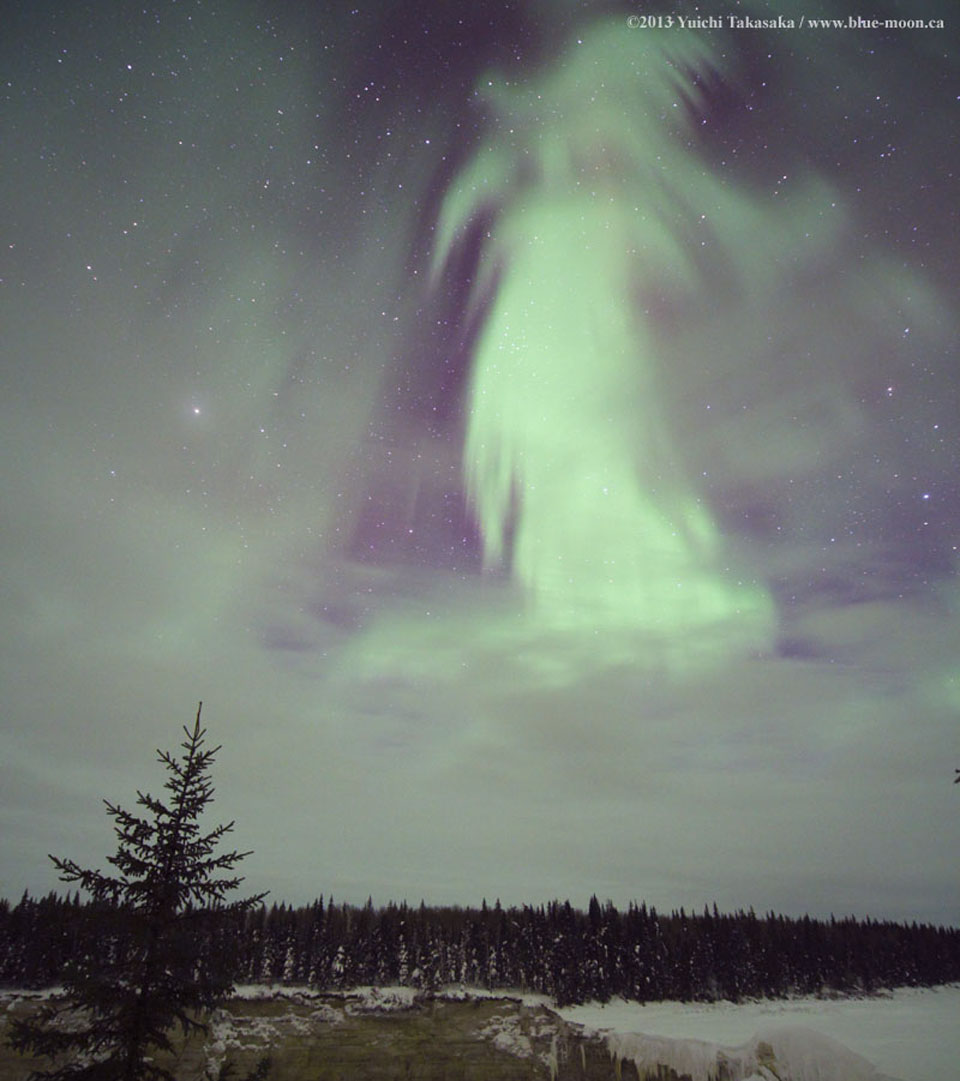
[6,983,957,1080]
[556,984,960,1081]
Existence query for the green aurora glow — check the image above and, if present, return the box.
[1,2,957,922]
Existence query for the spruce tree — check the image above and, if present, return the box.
[8,704,266,1081]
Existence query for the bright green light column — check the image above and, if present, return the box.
[438,19,774,642]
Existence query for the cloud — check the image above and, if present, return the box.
[1,2,958,926]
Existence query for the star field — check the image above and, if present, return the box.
[1,0,958,923]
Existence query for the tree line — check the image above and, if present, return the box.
[4,889,959,1007]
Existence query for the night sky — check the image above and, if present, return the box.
[1,0,958,925]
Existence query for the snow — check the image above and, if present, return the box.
[231,983,421,1012]
[5,983,957,1080]
[555,984,960,1081]
[478,1012,536,1059]
[476,1007,561,1069]
[602,1025,894,1081]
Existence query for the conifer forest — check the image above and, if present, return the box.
[4,891,958,1007]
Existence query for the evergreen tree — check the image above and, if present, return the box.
[8,704,266,1081]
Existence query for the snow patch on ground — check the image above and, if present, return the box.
[232,983,317,1001]
[605,1025,895,1081]
[477,1012,535,1059]
[206,1003,315,1077]
[557,984,960,1081]
[344,985,421,1012]
[476,1007,563,1072]
[231,983,419,1012]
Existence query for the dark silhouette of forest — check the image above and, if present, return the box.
[4,891,958,1007]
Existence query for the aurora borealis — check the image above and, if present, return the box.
[1,1,958,924]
